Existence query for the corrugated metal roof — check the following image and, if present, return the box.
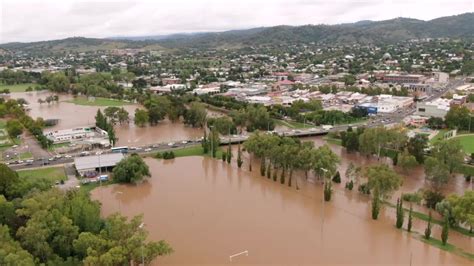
[74,153,124,171]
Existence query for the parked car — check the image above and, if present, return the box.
[144,148,152,152]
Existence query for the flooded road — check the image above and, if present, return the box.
[8,91,205,145]
[92,155,472,265]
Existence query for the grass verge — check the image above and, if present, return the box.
[274,119,311,129]
[385,201,473,237]
[152,145,225,159]
[79,180,112,194]
[419,235,474,260]
[17,166,67,182]
[0,83,36,93]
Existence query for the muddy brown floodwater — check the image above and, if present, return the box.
[92,152,472,265]
[8,91,204,145]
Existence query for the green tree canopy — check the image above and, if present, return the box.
[366,164,403,199]
[112,154,151,184]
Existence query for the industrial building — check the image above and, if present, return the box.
[74,153,124,176]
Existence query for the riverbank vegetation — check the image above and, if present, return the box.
[66,96,131,106]
[243,132,339,190]
[0,98,53,149]
[112,154,151,184]
[0,162,172,264]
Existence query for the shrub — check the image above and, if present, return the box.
[332,171,341,183]
[160,151,175,160]
[358,183,371,195]
[345,180,354,190]
[423,190,445,209]
[465,175,472,182]
[401,191,423,204]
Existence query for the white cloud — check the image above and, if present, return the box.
[0,0,473,43]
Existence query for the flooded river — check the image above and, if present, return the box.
[91,148,472,265]
[8,91,204,145]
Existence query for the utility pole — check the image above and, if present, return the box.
[116,191,123,212]
[139,223,146,265]
[209,126,214,158]
[320,168,328,243]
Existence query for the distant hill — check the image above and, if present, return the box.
[1,13,473,53]
[155,13,474,48]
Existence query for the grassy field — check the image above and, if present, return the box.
[17,166,67,182]
[0,83,36,93]
[153,145,224,159]
[430,129,449,144]
[452,134,474,154]
[66,97,131,107]
[274,119,311,129]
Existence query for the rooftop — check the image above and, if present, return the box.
[74,153,124,171]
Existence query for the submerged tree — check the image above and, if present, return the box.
[366,164,402,220]
[441,215,449,245]
[226,142,232,164]
[396,198,404,229]
[237,144,243,168]
[112,154,151,184]
[407,206,413,232]
[424,212,432,240]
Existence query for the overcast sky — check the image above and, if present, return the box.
[1,0,473,43]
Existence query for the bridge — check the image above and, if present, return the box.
[219,128,329,145]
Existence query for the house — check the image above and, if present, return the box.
[272,79,295,91]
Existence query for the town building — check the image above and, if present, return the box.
[44,126,108,144]
[383,74,426,84]
[415,98,451,118]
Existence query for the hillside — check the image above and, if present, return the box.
[155,13,474,48]
[1,13,473,53]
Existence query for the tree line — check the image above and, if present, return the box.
[0,98,52,148]
[0,163,172,265]
[338,126,467,211]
